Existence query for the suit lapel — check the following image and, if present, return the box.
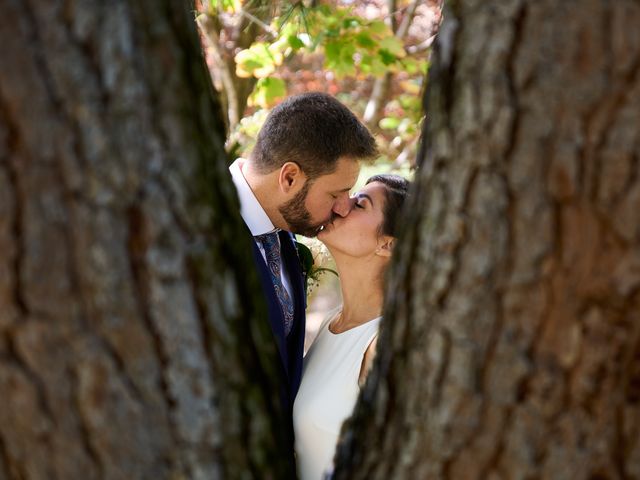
[251,240,290,377]
[279,232,306,324]
[279,231,307,397]
[249,229,306,396]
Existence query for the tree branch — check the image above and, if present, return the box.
[363,0,422,126]
[238,8,277,39]
[197,13,239,132]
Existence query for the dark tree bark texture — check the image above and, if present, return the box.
[0,1,294,479]
[335,1,640,479]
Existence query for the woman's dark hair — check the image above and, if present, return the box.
[365,174,411,237]
[251,92,378,179]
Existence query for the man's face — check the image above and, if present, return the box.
[279,157,360,237]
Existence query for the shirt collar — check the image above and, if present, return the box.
[229,158,278,237]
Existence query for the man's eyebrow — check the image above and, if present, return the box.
[333,187,352,194]
[357,193,374,206]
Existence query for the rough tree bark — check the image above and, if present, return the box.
[335,0,640,479]
[0,1,295,479]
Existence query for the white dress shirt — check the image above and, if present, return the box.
[229,159,293,298]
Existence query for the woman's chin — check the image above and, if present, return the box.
[318,220,333,233]
[317,223,334,243]
[317,235,335,255]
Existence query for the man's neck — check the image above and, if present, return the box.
[240,159,287,231]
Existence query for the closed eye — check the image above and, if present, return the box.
[354,193,372,209]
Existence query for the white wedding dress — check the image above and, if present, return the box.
[293,309,381,480]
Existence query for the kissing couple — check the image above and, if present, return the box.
[229,92,410,479]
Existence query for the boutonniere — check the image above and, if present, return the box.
[294,237,339,299]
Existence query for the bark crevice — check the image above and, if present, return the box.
[0,431,26,480]
[0,97,28,320]
[68,365,105,479]
[126,203,180,450]
[502,2,527,163]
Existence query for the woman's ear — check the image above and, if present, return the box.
[278,162,305,194]
[376,236,395,257]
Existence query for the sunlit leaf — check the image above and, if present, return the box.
[358,53,386,77]
[401,57,427,75]
[208,0,239,12]
[288,35,305,50]
[249,77,287,109]
[359,53,373,73]
[324,40,343,66]
[379,36,406,58]
[369,20,390,36]
[355,32,376,49]
[378,49,397,65]
[316,4,333,17]
[398,93,422,113]
[326,40,356,77]
[235,42,282,78]
[380,117,401,129]
[342,17,362,29]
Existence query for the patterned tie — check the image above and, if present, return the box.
[256,232,294,336]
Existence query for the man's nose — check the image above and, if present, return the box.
[332,195,355,217]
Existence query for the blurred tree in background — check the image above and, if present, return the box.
[197,0,442,168]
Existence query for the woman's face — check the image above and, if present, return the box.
[318,181,389,258]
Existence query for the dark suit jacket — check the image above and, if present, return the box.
[251,230,306,419]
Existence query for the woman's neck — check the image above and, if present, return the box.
[332,255,385,331]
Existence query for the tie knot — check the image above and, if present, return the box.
[256,231,281,256]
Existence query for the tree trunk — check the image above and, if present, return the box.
[198,1,274,132]
[0,1,295,479]
[335,0,640,478]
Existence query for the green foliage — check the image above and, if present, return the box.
[378,78,424,148]
[234,3,411,86]
[379,117,401,130]
[236,42,283,78]
[201,0,434,168]
[401,56,427,75]
[207,0,241,13]
[227,108,269,158]
[249,77,287,108]
[287,34,305,50]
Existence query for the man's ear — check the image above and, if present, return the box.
[376,236,395,258]
[278,162,305,194]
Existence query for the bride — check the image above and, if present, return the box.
[293,174,410,480]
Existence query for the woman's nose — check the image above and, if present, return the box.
[332,195,355,217]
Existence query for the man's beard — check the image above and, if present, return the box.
[279,180,324,237]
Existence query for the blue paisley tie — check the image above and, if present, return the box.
[256,232,294,336]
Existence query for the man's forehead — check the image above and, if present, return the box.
[323,158,360,186]
[319,174,359,193]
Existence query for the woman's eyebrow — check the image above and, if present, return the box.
[357,193,374,206]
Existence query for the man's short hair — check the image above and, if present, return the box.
[250,92,378,179]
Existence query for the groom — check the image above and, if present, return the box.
[229,92,377,446]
